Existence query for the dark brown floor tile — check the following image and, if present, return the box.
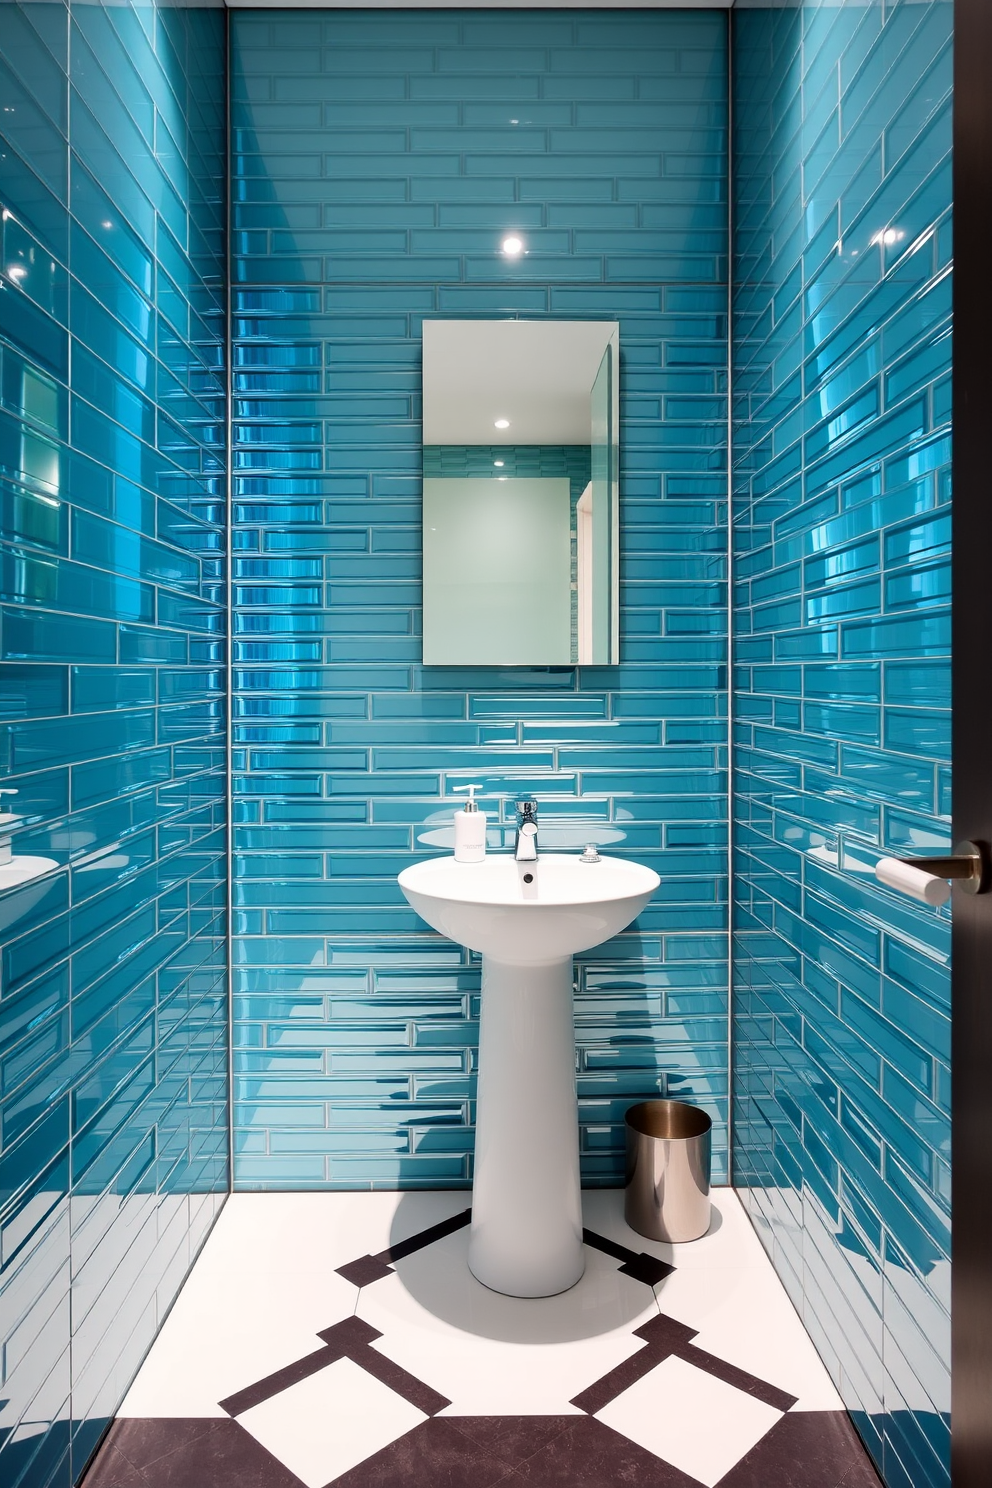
[327,1417,514,1488]
[109,1419,225,1472]
[316,1316,383,1350]
[717,1411,882,1488]
[619,1255,676,1288]
[355,1342,451,1415]
[445,1416,572,1467]
[220,1345,337,1416]
[384,1209,471,1263]
[81,1443,149,1488]
[837,1448,885,1488]
[570,1348,658,1415]
[135,1419,303,1488]
[513,1416,705,1488]
[336,1255,395,1287]
[632,1315,699,1351]
[680,1342,797,1413]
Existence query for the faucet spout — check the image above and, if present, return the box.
[514,801,539,861]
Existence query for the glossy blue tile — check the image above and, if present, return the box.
[0,5,228,1488]
[230,8,730,1190]
[732,2,951,1483]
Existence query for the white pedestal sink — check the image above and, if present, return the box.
[398,853,660,1298]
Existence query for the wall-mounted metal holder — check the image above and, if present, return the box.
[874,840,990,905]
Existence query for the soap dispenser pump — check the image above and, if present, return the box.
[452,784,487,863]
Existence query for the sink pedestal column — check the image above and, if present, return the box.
[468,954,585,1297]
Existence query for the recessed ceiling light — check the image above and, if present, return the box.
[494,418,510,429]
[501,236,524,257]
[494,460,504,467]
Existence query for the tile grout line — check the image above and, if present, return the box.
[724,0,735,1193]
[224,0,235,1201]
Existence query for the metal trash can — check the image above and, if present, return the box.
[624,1099,712,1243]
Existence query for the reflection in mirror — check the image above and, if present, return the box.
[422,320,619,666]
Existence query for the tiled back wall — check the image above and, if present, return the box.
[0,3,228,1485]
[230,9,730,1190]
[731,3,952,1487]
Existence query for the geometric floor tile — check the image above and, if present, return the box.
[356,1227,658,1417]
[82,1418,304,1488]
[595,1354,782,1486]
[237,1358,426,1487]
[83,1190,881,1488]
[83,1411,883,1488]
[331,1414,706,1488]
[718,1408,884,1487]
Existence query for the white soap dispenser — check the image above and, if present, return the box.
[452,784,487,863]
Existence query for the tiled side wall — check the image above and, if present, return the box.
[230,9,730,1190]
[0,4,228,1485]
[731,3,952,1486]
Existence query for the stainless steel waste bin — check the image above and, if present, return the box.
[624,1099,711,1243]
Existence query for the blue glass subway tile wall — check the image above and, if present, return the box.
[731,3,952,1487]
[0,3,228,1485]
[230,9,729,1191]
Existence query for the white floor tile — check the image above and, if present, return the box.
[596,1354,782,1487]
[582,1188,841,1410]
[652,1254,842,1411]
[119,1195,368,1416]
[582,1186,785,1273]
[119,1186,842,1437]
[359,1223,658,1416]
[119,1192,475,1417]
[237,1356,426,1488]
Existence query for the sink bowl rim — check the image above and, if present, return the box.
[398,852,661,909]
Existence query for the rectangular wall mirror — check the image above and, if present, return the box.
[422,320,620,666]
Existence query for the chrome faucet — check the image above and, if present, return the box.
[514,800,538,861]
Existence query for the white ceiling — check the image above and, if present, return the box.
[423,320,616,446]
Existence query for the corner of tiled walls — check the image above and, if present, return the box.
[731,3,952,1486]
[0,3,228,1485]
[229,9,731,1192]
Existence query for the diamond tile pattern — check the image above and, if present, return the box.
[236,1358,427,1488]
[0,3,228,1487]
[730,3,952,1486]
[84,1191,879,1488]
[228,10,731,1192]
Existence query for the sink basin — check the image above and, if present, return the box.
[397,853,659,964]
[399,851,660,1300]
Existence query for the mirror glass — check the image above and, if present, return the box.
[422,320,619,666]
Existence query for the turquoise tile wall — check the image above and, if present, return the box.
[230,9,730,1191]
[731,3,952,1486]
[0,3,228,1485]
